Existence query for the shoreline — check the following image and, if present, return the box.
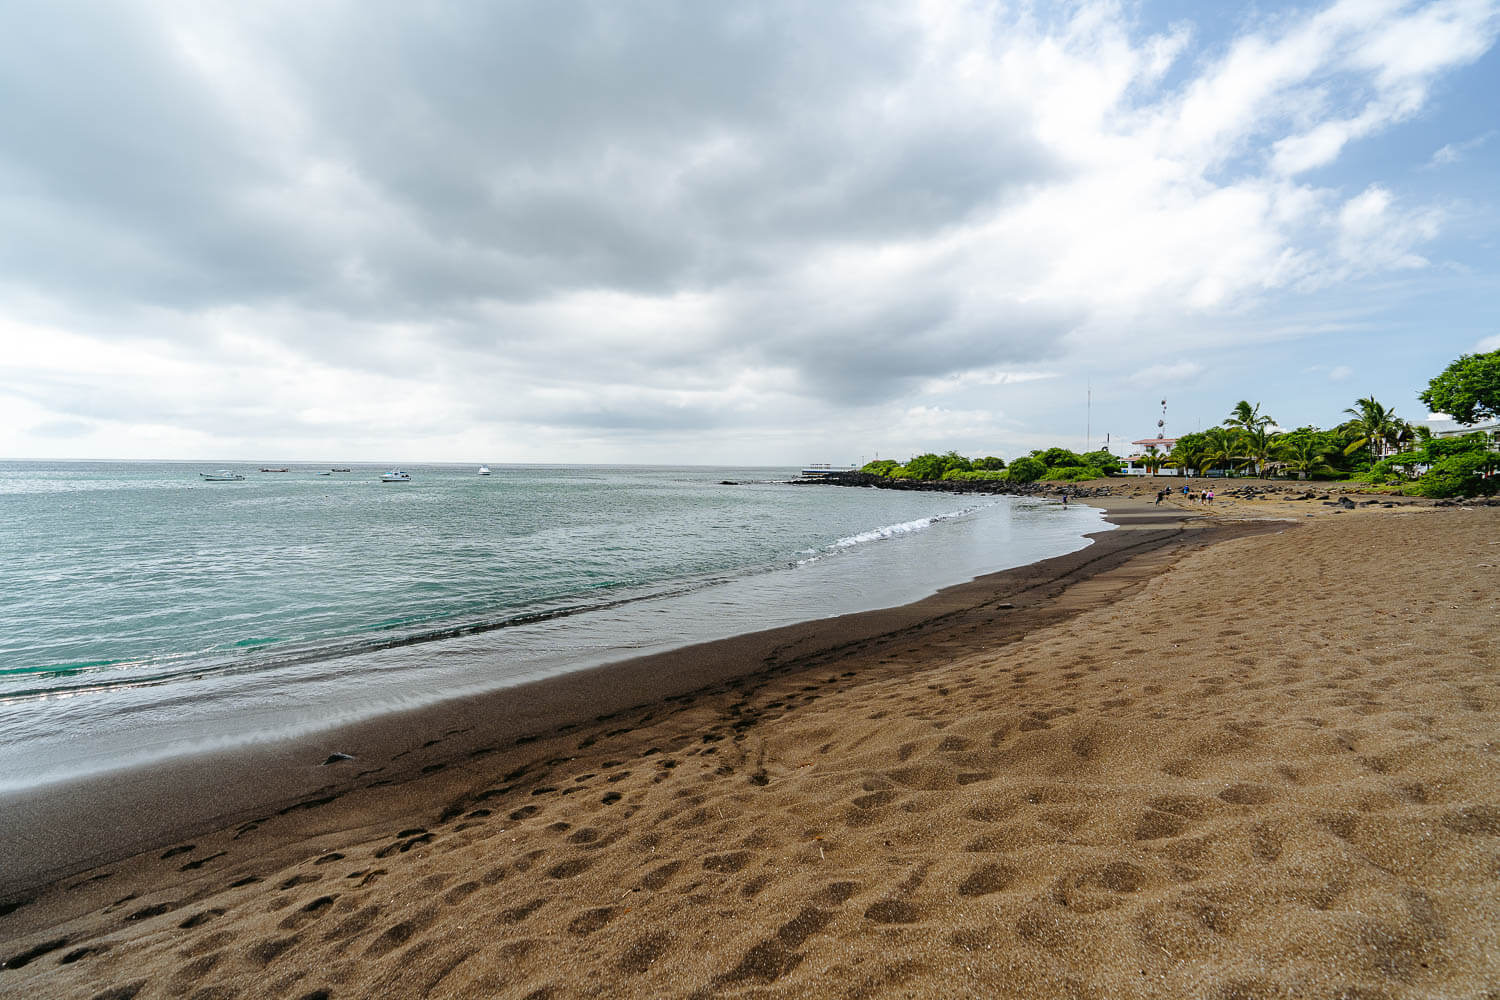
[8,487,1496,997]
[1,485,1094,795]
[1,494,1233,899]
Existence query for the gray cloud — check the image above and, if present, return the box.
[1,0,1494,463]
[0,2,1055,319]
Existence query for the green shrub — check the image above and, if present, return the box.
[1006,456,1046,483]
[1412,452,1500,498]
[943,469,1007,482]
[1079,450,1122,474]
[1036,447,1083,468]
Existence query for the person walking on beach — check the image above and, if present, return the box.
[1061,492,1069,506]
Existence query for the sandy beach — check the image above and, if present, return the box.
[3,482,1498,998]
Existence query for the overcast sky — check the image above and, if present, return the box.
[3,0,1498,465]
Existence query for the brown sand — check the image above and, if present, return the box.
[2,492,1498,998]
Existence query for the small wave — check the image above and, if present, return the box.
[798,502,992,565]
[0,658,126,678]
[0,574,748,704]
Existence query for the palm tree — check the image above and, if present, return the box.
[1224,400,1275,435]
[1168,437,1207,477]
[1341,396,1404,463]
[1141,445,1166,475]
[1276,436,1336,480]
[1241,426,1276,477]
[1201,427,1246,476]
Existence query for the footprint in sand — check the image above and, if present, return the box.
[617,930,674,975]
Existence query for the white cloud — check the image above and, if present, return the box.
[1328,364,1354,381]
[1427,130,1495,167]
[1,0,1497,460]
[919,369,1060,394]
[1335,184,1441,271]
[1477,334,1500,352]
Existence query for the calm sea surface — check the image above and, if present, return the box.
[0,461,1108,787]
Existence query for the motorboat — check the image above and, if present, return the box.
[330,468,351,473]
[380,470,412,483]
[199,470,246,482]
[258,467,289,472]
[478,465,491,476]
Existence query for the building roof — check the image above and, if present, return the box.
[1130,437,1178,447]
[1428,417,1499,438]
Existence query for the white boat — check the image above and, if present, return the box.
[199,470,245,482]
[478,465,491,476]
[380,470,412,483]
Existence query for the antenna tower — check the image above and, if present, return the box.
[1086,382,1092,451]
[1158,398,1167,440]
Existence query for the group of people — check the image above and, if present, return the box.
[1154,485,1215,505]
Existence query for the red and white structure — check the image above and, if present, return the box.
[1121,436,1178,476]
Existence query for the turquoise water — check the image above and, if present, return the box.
[0,461,1107,786]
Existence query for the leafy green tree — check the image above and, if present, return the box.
[1006,456,1046,483]
[1140,445,1166,474]
[1036,447,1083,468]
[1427,432,1494,459]
[1079,450,1121,474]
[941,450,973,474]
[902,453,947,480]
[1224,400,1275,434]
[1419,349,1500,425]
[973,456,1007,471]
[861,459,901,477]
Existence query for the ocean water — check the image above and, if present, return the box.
[0,461,1108,788]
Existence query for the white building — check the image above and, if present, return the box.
[1426,415,1500,446]
[1120,436,1178,476]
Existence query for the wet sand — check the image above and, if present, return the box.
[3,486,1498,998]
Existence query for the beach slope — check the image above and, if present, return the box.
[2,502,1497,998]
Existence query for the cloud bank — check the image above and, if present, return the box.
[1,0,1496,461]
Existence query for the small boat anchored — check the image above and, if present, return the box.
[199,470,246,482]
[478,465,491,476]
[379,470,412,483]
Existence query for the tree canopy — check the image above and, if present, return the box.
[1419,349,1500,425]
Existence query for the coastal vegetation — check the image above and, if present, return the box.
[861,447,1120,484]
[1419,350,1500,425]
[858,350,1500,497]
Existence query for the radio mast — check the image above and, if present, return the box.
[1086,382,1092,451]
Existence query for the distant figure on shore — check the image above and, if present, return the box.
[1061,492,1069,506]
[1154,489,1166,505]
[1205,489,1215,504]
[1182,485,1190,496]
